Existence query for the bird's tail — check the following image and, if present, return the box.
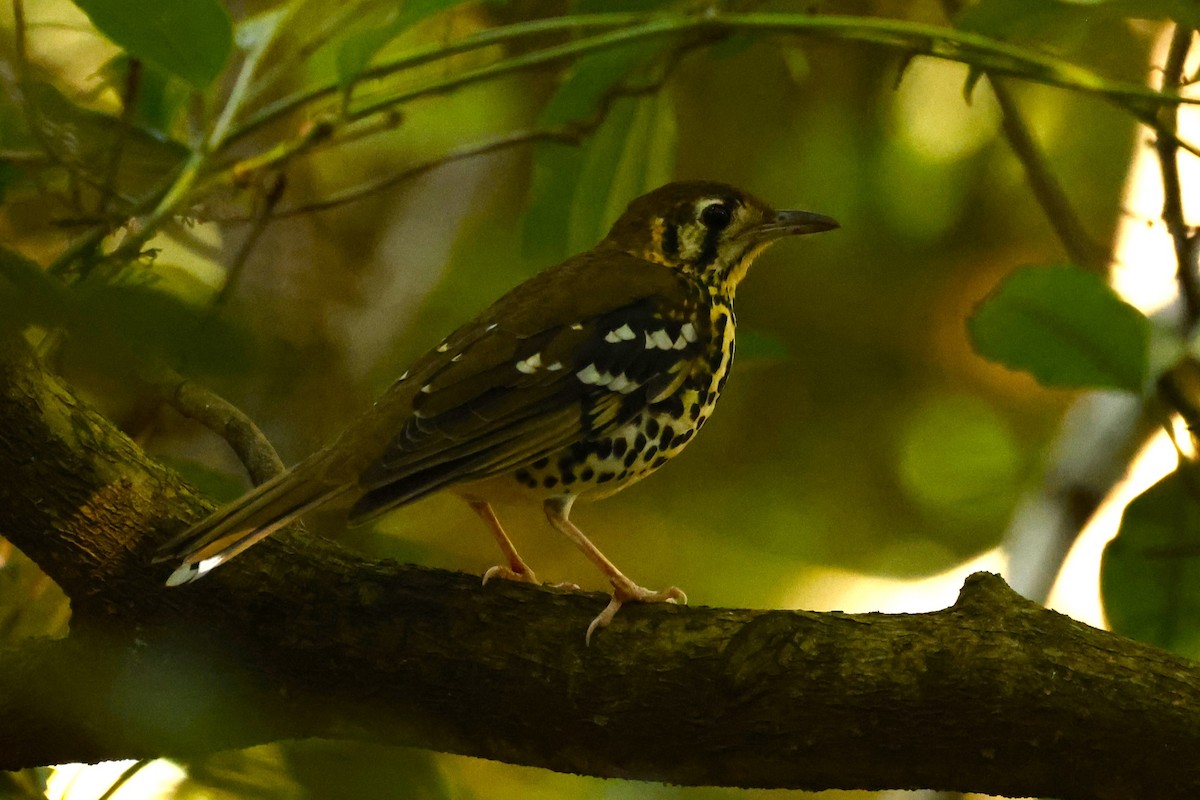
[155,459,349,586]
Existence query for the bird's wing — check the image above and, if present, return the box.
[155,251,708,582]
[348,251,709,518]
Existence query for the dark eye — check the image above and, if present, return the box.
[700,202,732,231]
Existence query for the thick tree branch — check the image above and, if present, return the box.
[1,340,1200,799]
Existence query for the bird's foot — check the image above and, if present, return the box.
[482,563,539,585]
[586,582,687,645]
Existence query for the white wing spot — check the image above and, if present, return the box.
[516,352,543,374]
[452,353,463,362]
[570,323,584,331]
[547,361,564,371]
[681,322,698,343]
[436,342,449,353]
[577,364,608,385]
[649,329,674,350]
[486,323,498,332]
[608,373,631,393]
[605,323,636,343]
[397,370,409,381]
[420,384,433,394]
[673,334,688,350]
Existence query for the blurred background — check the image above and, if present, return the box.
[0,0,1188,797]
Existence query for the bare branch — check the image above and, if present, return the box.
[1155,26,1200,331]
[161,374,284,486]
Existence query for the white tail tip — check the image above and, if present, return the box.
[164,555,224,587]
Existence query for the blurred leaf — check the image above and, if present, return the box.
[176,745,299,800]
[526,42,675,261]
[955,0,1200,44]
[98,55,192,136]
[283,741,449,800]
[69,0,233,87]
[335,0,471,85]
[573,0,674,10]
[967,264,1150,392]
[567,91,677,253]
[1102,468,1200,660]
[23,80,189,205]
[73,275,252,376]
[538,42,663,128]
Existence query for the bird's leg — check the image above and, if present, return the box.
[543,496,686,643]
[468,500,539,585]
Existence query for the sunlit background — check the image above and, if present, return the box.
[1,2,1194,798]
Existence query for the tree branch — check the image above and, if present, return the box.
[1,339,1200,799]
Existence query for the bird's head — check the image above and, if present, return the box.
[600,180,838,297]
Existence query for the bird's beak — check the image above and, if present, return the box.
[751,209,840,241]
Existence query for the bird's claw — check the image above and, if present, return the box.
[482,563,539,585]
[585,583,687,645]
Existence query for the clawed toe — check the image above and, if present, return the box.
[482,564,539,585]
[585,583,688,645]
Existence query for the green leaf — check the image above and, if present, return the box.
[70,0,232,87]
[335,0,470,85]
[967,265,1150,392]
[525,41,673,262]
[956,0,1200,43]
[1102,469,1200,659]
[97,55,191,136]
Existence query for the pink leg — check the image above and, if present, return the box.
[466,500,538,585]
[543,496,685,643]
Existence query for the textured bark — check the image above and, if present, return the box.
[1,338,1199,799]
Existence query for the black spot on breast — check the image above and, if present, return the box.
[657,394,686,418]
[533,457,550,469]
[543,476,558,489]
[660,425,675,446]
[580,467,595,481]
[717,372,729,392]
[643,445,659,462]
[612,439,628,456]
[689,403,701,421]
[623,450,638,468]
[646,418,660,438]
[597,471,615,483]
[673,429,695,448]
[634,433,647,451]
[652,455,668,468]
[594,439,613,459]
[515,469,536,488]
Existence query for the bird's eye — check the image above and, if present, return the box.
[699,202,733,231]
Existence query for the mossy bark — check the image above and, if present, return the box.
[1,337,1198,799]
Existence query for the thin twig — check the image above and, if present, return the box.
[212,171,285,307]
[161,372,285,485]
[97,59,142,215]
[990,78,1107,271]
[224,13,646,148]
[264,130,575,219]
[1155,26,1200,331]
[220,36,694,222]
[95,759,151,800]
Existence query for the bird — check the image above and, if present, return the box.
[156,180,838,641]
